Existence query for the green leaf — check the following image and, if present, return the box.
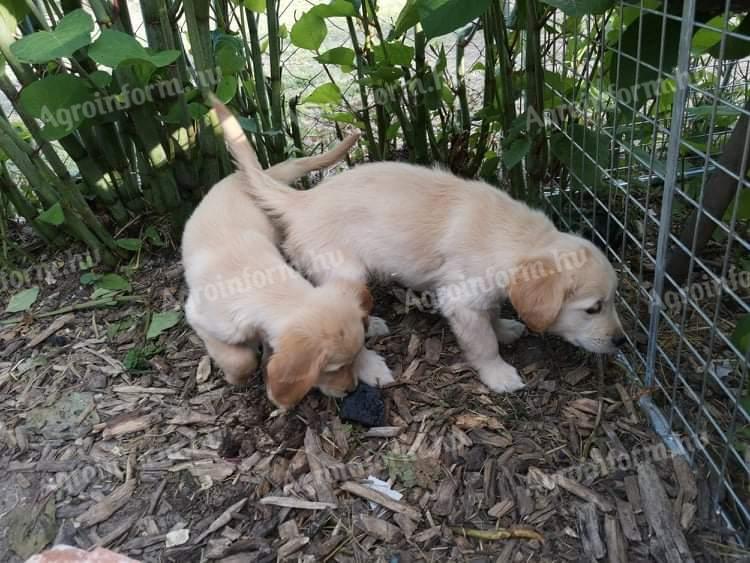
[325,111,364,128]
[311,0,358,17]
[97,273,131,291]
[215,75,238,103]
[144,225,166,247]
[708,14,750,61]
[147,310,182,339]
[610,13,681,110]
[302,83,342,105]
[391,0,420,39]
[5,287,40,313]
[19,74,94,140]
[550,123,610,190]
[0,0,28,47]
[386,121,401,140]
[89,30,180,69]
[116,238,142,251]
[732,314,750,353]
[10,9,93,63]
[38,202,65,226]
[291,11,327,50]
[416,0,492,40]
[216,42,245,74]
[316,47,355,67]
[80,272,100,285]
[373,41,415,66]
[539,0,614,16]
[736,189,750,220]
[503,137,531,170]
[244,0,266,12]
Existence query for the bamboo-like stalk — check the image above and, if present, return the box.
[245,7,274,167]
[266,0,286,164]
[288,97,311,189]
[0,118,116,263]
[0,165,58,243]
[524,0,547,204]
[184,0,223,186]
[346,16,381,160]
[412,31,430,164]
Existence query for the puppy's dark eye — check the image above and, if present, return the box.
[586,301,603,315]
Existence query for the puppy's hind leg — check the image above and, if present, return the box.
[199,332,259,385]
[443,305,525,394]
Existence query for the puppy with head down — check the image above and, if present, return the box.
[182,101,388,409]
[226,155,625,394]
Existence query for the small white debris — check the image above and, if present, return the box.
[165,528,190,548]
[364,475,402,510]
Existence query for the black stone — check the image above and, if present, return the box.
[340,383,385,427]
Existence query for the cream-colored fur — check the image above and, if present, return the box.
[230,157,625,394]
[182,103,391,410]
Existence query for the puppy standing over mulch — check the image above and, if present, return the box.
[181,99,392,409]
[227,136,626,394]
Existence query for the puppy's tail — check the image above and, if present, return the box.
[266,131,360,184]
[210,96,297,213]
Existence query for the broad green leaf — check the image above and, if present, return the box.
[550,123,610,190]
[188,102,209,119]
[732,314,750,352]
[416,0,492,40]
[216,42,245,74]
[38,202,65,226]
[324,111,364,128]
[692,15,726,54]
[291,11,327,50]
[19,74,93,140]
[244,0,266,12]
[215,75,238,103]
[610,13,681,109]
[97,273,131,291]
[0,0,27,47]
[5,287,40,313]
[10,9,93,63]
[316,47,355,67]
[147,310,182,339]
[91,287,118,301]
[735,189,750,220]
[311,0,358,17]
[302,83,342,105]
[391,0,419,39]
[708,14,750,61]
[80,272,100,285]
[89,30,180,68]
[373,41,415,66]
[503,137,531,170]
[540,0,614,16]
[116,238,142,251]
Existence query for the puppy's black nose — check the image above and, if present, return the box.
[612,334,627,348]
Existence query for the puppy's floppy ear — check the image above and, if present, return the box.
[357,285,374,316]
[266,332,327,409]
[507,257,566,333]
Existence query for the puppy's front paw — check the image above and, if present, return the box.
[494,319,527,345]
[477,361,525,394]
[366,316,391,338]
[355,348,395,387]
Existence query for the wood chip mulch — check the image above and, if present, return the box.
[0,255,747,562]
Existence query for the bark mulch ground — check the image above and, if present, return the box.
[0,253,746,562]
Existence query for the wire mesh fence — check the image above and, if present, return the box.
[538,0,750,540]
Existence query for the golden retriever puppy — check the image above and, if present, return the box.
[182,105,383,409]
[228,159,626,394]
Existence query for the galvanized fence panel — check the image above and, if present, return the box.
[538,0,750,539]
